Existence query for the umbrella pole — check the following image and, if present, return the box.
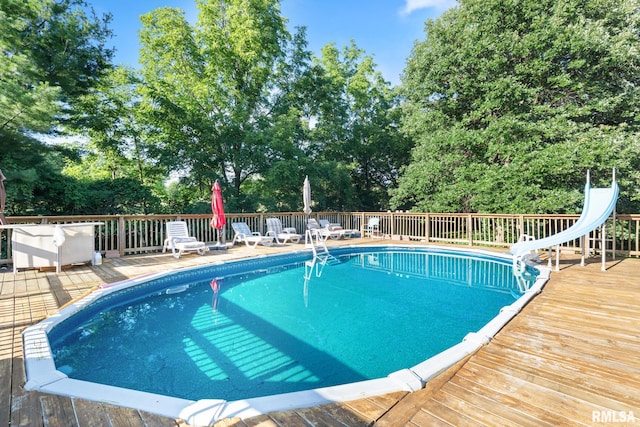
[305,214,312,245]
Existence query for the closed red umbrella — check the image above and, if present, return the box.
[210,279,220,314]
[210,180,226,244]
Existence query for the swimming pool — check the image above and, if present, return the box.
[23,245,548,425]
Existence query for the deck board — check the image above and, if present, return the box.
[296,404,371,426]
[436,382,554,426]
[261,410,307,426]
[102,405,147,427]
[2,242,639,426]
[40,393,78,427]
[478,343,640,406]
[342,391,408,422]
[413,400,470,426]
[72,399,113,427]
[407,408,454,426]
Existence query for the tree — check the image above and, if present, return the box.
[0,0,114,214]
[138,0,289,204]
[239,39,411,213]
[68,66,166,213]
[393,0,640,214]
[0,0,113,138]
[309,42,412,211]
[137,1,409,213]
[240,28,357,213]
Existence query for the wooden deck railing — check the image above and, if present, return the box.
[1,212,638,264]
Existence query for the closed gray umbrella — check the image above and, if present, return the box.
[303,176,312,217]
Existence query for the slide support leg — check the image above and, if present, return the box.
[601,224,606,271]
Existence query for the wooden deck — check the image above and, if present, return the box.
[1,240,639,426]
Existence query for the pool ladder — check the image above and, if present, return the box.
[302,231,339,307]
[304,230,338,279]
[512,253,540,293]
[305,229,331,258]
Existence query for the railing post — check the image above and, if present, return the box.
[629,219,640,255]
[518,215,525,240]
[118,215,126,257]
[467,214,473,246]
[425,213,431,243]
[390,212,396,238]
[612,210,616,260]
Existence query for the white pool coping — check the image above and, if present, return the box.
[23,245,549,426]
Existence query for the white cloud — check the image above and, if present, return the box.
[399,0,457,16]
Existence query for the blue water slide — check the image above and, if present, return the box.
[510,171,619,259]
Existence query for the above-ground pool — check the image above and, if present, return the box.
[23,245,548,425]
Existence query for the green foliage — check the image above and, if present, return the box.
[138,0,288,203]
[15,0,638,217]
[0,0,116,215]
[0,1,61,137]
[6,0,411,216]
[393,0,640,213]
[78,177,160,214]
[308,42,412,211]
[15,0,114,101]
[71,66,166,191]
[0,0,113,133]
[135,1,407,213]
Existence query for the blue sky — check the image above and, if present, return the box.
[89,0,456,86]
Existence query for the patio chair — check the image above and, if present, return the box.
[363,217,381,238]
[162,221,209,259]
[307,218,341,241]
[318,219,359,238]
[266,217,302,245]
[231,222,274,248]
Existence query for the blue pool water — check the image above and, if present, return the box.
[49,248,535,402]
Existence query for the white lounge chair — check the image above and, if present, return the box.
[266,217,302,244]
[162,221,209,258]
[231,222,274,248]
[307,218,341,241]
[363,217,381,238]
[318,219,358,239]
